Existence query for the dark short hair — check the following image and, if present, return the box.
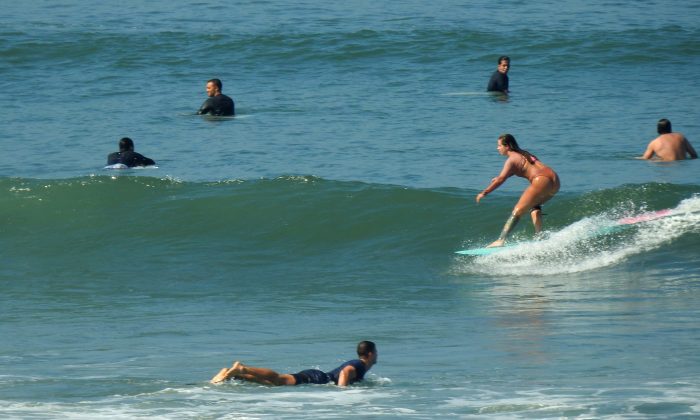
[498,56,510,64]
[207,78,223,91]
[657,118,672,134]
[357,341,376,357]
[119,137,134,152]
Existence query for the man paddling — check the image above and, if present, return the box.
[210,341,377,387]
[106,137,155,167]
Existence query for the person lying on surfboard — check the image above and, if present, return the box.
[210,341,377,387]
[476,134,560,248]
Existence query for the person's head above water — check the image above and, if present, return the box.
[657,118,672,134]
[206,78,223,97]
[357,340,378,367]
[357,341,376,357]
[497,56,510,74]
[119,137,135,152]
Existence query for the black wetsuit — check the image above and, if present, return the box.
[107,151,156,167]
[197,94,235,116]
[487,71,509,93]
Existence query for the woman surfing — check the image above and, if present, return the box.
[476,134,560,248]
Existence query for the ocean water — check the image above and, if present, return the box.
[2,1,700,418]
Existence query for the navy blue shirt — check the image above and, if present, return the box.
[326,359,367,385]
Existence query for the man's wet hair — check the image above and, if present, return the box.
[657,118,672,134]
[208,78,223,91]
[119,137,134,152]
[357,341,376,357]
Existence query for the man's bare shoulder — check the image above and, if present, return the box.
[662,132,686,142]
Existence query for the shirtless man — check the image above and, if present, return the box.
[210,341,377,387]
[639,119,697,161]
[197,78,235,116]
[476,134,560,247]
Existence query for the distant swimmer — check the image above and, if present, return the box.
[476,134,560,247]
[638,119,697,161]
[197,78,235,116]
[487,56,510,94]
[210,340,377,387]
[106,137,156,167]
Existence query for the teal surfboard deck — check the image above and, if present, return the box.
[455,244,520,256]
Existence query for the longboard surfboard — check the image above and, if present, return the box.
[616,208,671,225]
[455,208,674,256]
[455,244,519,256]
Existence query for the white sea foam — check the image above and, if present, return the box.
[3,379,698,419]
[0,375,402,419]
[461,196,700,276]
[440,381,700,418]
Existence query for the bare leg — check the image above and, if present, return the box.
[489,176,556,246]
[488,213,519,247]
[531,208,542,233]
[227,361,296,386]
[211,367,231,384]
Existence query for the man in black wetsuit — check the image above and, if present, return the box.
[197,78,235,116]
[487,56,510,94]
[106,137,156,167]
[210,341,378,387]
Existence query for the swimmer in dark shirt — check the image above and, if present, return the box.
[106,137,156,167]
[197,78,235,116]
[487,56,510,94]
[210,341,377,387]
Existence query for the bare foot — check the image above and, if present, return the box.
[230,361,243,376]
[210,367,230,384]
[486,239,505,248]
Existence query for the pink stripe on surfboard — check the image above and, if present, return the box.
[617,209,672,225]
